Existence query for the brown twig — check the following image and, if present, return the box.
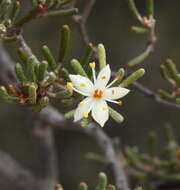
[131,81,180,110]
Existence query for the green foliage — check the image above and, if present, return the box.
[0,0,78,42]
[126,0,156,67]
[54,173,141,190]
[0,25,75,112]
[158,59,180,103]
[125,125,180,189]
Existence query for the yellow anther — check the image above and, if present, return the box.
[101,76,106,80]
[102,106,108,111]
[112,90,115,95]
[89,62,96,69]
[83,112,89,118]
[80,83,87,87]
[66,82,73,89]
[78,101,85,107]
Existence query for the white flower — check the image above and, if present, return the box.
[68,63,130,127]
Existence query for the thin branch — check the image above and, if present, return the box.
[132,81,180,110]
[127,15,156,67]
[82,0,96,23]
[72,0,97,55]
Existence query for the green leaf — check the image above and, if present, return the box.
[27,56,36,82]
[98,44,106,70]
[10,1,20,23]
[127,0,142,21]
[79,182,88,190]
[0,0,11,19]
[70,59,88,77]
[42,45,57,70]
[28,84,37,104]
[37,61,48,82]
[81,43,93,67]
[55,89,72,99]
[59,25,70,63]
[47,8,78,17]
[109,107,124,123]
[15,63,27,82]
[165,59,180,85]
[95,173,107,190]
[146,0,154,16]
[120,69,145,87]
[32,96,49,113]
[64,109,75,119]
[43,72,56,87]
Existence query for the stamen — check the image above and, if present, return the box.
[102,106,108,111]
[117,100,123,105]
[78,101,85,107]
[106,99,123,105]
[83,112,89,118]
[80,83,87,87]
[89,62,96,83]
[101,76,106,80]
[89,62,96,68]
[106,78,118,88]
[112,90,115,95]
[67,82,73,89]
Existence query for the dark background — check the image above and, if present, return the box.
[0,0,180,189]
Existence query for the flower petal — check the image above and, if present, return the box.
[69,74,94,96]
[95,64,111,88]
[92,100,109,127]
[104,87,130,100]
[74,97,94,122]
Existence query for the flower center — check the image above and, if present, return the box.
[93,89,103,99]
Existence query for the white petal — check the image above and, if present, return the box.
[69,74,94,96]
[95,64,111,88]
[74,97,94,122]
[92,100,109,127]
[104,87,130,100]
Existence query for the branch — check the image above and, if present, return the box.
[0,42,16,85]
[132,81,180,110]
[26,116,59,190]
[87,123,130,190]
[0,151,36,190]
[39,106,130,190]
[72,0,97,55]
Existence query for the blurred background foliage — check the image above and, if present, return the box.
[0,0,180,189]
